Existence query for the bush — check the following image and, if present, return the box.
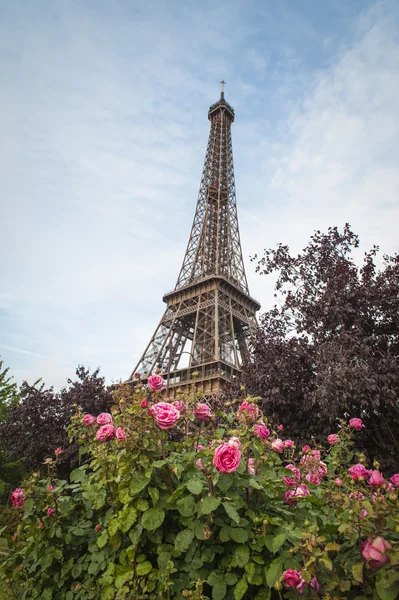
[2,381,398,599]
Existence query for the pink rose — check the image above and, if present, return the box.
[134,372,141,378]
[195,458,204,469]
[302,445,311,453]
[327,434,338,445]
[317,462,328,479]
[173,400,186,414]
[360,509,368,519]
[83,414,95,426]
[310,577,320,593]
[283,569,307,593]
[390,474,399,487]
[362,537,391,568]
[194,403,211,420]
[285,464,301,483]
[254,423,270,439]
[349,463,370,481]
[335,478,343,486]
[306,473,320,485]
[96,424,115,441]
[248,458,256,475]
[147,374,165,391]
[278,424,284,431]
[349,491,365,501]
[48,485,55,492]
[11,488,26,508]
[95,524,102,532]
[349,418,363,430]
[150,402,180,430]
[368,470,384,487]
[228,437,242,449]
[271,439,285,453]
[140,399,149,408]
[97,413,113,425]
[284,484,310,505]
[213,442,241,473]
[115,427,126,441]
[47,508,55,517]
[55,447,62,455]
[284,439,294,448]
[237,400,259,423]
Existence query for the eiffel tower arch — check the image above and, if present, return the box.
[130,86,260,400]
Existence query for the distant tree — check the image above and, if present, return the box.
[0,366,113,476]
[242,224,399,472]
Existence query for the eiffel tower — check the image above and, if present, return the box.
[130,84,260,399]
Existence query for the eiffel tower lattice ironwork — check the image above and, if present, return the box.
[130,84,260,399]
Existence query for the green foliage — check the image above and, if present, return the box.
[1,384,398,599]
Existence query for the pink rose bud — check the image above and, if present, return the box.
[10,488,26,508]
[47,508,55,517]
[327,434,338,444]
[362,537,391,567]
[237,400,259,423]
[349,463,370,481]
[254,423,270,439]
[302,445,311,453]
[349,418,363,430]
[310,577,320,593]
[96,424,115,441]
[284,439,294,448]
[277,424,284,431]
[95,524,102,532]
[134,372,141,378]
[390,474,399,487]
[213,442,241,473]
[248,458,256,475]
[83,414,95,426]
[55,447,62,455]
[12,534,18,542]
[140,398,149,408]
[96,413,113,425]
[283,484,310,505]
[194,402,211,420]
[368,470,384,487]
[48,485,55,492]
[271,439,285,453]
[335,478,343,486]
[195,458,204,469]
[147,374,165,391]
[38,522,44,529]
[115,427,127,441]
[150,402,180,430]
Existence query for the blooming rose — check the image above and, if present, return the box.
[194,402,211,420]
[213,442,241,473]
[147,374,165,391]
[349,463,370,481]
[362,537,391,568]
[284,484,310,505]
[228,436,242,449]
[11,488,26,508]
[335,478,343,486]
[284,439,294,448]
[96,424,115,441]
[254,423,270,439]
[306,473,321,485]
[140,399,149,408]
[248,458,256,475]
[271,438,285,453]
[368,470,384,487]
[83,414,95,426]
[47,508,55,517]
[237,400,259,423]
[285,464,301,482]
[390,474,399,487]
[349,418,363,430]
[283,569,307,593]
[317,462,328,479]
[97,413,113,425]
[173,400,186,414]
[150,402,180,430]
[115,427,126,441]
[327,434,338,444]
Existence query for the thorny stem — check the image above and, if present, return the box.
[159,436,173,495]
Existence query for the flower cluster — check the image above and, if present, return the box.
[83,411,127,443]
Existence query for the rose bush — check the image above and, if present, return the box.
[1,383,398,600]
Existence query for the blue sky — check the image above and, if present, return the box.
[1,0,398,389]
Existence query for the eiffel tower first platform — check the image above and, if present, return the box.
[130,84,260,400]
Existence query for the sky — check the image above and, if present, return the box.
[0,0,398,390]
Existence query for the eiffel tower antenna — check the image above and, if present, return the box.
[130,87,260,400]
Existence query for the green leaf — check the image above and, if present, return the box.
[136,561,152,576]
[101,586,115,600]
[245,562,256,583]
[66,593,74,600]
[175,529,194,553]
[97,532,109,549]
[231,528,249,543]
[71,563,82,579]
[376,570,399,600]
[201,496,221,515]
[265,558,283,587]
[271,532,286,553]
[234,576,248,600]
[249,478,262,490]
[141,508,165,531]
[120,507,138,533]
[225,573,238,586]
[130,474,150,495]
[70,467,86,482]
[234,545,249,567]
[352,562,363,583]
[177,495,197,517]
[223,502,240,524]
[136,499,149,512]
[187,479,203,495]
[255,589,271,600]
[219,525,231,542]
[213,582,227,600]
[217,475,233,491]
[158,551,171,569]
